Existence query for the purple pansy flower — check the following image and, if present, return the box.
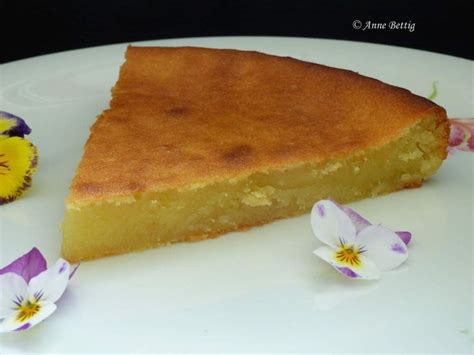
[0,111,32,138]
[0,248,78,332]
[311,200,409,280]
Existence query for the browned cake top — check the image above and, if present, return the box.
[68,46,444,204]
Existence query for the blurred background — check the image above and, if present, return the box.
[2,0,473,63]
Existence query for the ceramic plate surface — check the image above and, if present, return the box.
[1,37,472,353]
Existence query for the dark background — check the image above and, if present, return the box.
[2,0,473,63]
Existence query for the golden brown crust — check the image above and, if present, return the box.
[67,46,447,205]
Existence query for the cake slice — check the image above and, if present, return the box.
[61,46,449,262]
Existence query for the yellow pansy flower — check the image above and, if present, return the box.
[0,112,38,205]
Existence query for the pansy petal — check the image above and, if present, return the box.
[337,203,412,245]
[69,263,80,280]
[0,136,38,205]
[28,259,69,304]
[0,302,56,332]
[448,123,465,147]
[311,200,357,248]
[0,273,28,318]
[313,246,381,280]
[0,248,47,284]
[396,231,412,245]
[356,225,408,271]
[0,111,31,138]
[337,204,371,233]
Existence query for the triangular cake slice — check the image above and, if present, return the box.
[62,46,448,262]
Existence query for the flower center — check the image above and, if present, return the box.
[16,299,41,322]
[335,244,362,267]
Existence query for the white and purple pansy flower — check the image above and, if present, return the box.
[0,248,78,332]
[311,200,410,280]
[0,111,32,138]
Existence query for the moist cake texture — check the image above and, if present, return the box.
[62,46,449,262]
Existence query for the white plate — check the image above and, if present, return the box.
[1,37,472,353]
